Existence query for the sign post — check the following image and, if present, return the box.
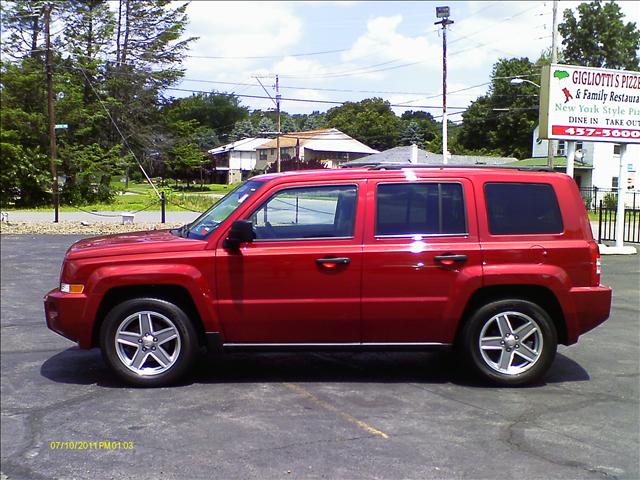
[539,64,640,253]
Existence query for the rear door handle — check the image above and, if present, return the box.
[316,257,351,268]
[434,254,468,266]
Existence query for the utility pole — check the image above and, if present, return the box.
[45,3,59,222]
[435,7,453,165]
[275,75,281,173]
[548,0,559,170]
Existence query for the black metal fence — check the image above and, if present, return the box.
[598,201,640,244]
[579,187,639,212]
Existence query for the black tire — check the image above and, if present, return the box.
[100,297,199,387]
[460,299,557,386]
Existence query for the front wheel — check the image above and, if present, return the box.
[100,298,199,387]
[461,299,557,386]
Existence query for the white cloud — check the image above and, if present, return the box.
[187,2,302,58]
[342,15,440,69]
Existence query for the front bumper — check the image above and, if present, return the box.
[44,288,92,348]
[566,285,612,343]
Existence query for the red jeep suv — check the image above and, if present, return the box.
[44,166,612,387]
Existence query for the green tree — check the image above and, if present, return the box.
[107,0,196,155]
[399,121,425,146]
[0,1,48,60]
[230,119,257,141]
[165,142,206,187]
[559,0,640,70]
[257,116,276,133]
[163,92,249,141]
[325,98,400,150]
[57,143,124,204]
[457,57,540,159]
[295,111,327,131]
[281,115,297,134]
[400,110,438,144]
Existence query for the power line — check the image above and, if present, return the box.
[164,86,469,110]
[448,3,542,46]
[187,48,349,60]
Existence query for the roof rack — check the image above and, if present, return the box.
[353,163,554,173]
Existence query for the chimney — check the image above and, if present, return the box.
[410,144,418,164]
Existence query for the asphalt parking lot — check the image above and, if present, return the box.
[1,234,638,480]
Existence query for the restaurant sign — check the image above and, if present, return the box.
[539,64,640,144]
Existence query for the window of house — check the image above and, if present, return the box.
[557,141,565,156]
[249,185,357,240]
[485,183,563,235]
[614,144,621,155]
[375,183,467,236]
[612,177,619,188]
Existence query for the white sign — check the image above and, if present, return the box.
[539,64,640,144]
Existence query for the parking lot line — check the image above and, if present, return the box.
[283,382,390,440]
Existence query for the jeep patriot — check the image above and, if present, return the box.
[44,166,612,386]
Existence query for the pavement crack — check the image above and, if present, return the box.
[502,397,624,479]
[3,389,109,469]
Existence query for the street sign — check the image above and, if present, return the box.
[55,124,68,129]
[436,6,450,18]
[539,64,640,144]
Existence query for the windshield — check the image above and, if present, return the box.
[181,180,264,240]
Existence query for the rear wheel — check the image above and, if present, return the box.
[100,298,198,387]
[461,299,557,386]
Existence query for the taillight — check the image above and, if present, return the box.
[589,240,601,286]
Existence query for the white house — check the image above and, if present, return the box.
[255,128,379,170]
[531,126,640,193]
[208,137,272,184]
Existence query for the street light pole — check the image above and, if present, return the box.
[435,7,453,165]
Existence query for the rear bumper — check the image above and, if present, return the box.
[44,288,92,348]
[566,285,612,344]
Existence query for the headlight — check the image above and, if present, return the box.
[60,283,84,294]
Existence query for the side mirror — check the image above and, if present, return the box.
[224,220,255,250]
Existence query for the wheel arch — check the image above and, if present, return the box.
[455,285,567,346]
[92,284,206,348]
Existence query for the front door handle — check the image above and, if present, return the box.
[316,257,351,269]
[434,254,468,266]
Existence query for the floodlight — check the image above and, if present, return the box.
[436,6,450,18]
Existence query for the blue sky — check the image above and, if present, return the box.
[174,1,640,120]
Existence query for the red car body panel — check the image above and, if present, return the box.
[44,167,612,350]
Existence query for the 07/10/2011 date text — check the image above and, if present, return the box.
[49,441,135,450]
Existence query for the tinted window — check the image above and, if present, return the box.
[376,183,466,236]
[485,183,563,235]
[249,185,357,240]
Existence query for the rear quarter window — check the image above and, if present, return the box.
[484,182,563,235]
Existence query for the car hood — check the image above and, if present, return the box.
[66,229,207,259]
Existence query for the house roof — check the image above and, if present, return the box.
[255,128,378,154]
[208,137,272,155]
[343,145,516,167]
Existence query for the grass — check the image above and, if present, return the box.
[4,181,240,213]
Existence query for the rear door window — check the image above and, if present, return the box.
[484,182,563,235]
[375,182,467,236]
